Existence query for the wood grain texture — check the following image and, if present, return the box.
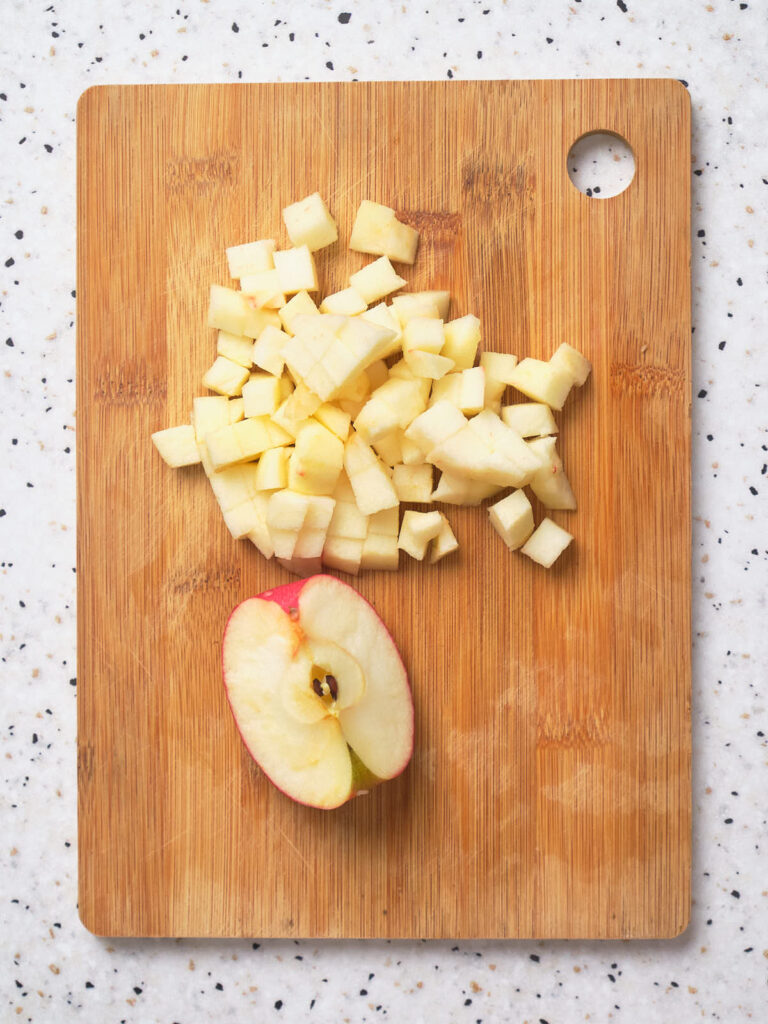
[76,80,691,938]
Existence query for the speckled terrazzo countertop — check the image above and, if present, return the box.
[2,1,767,1021]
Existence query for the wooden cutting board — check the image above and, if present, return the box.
[77,80,691,938]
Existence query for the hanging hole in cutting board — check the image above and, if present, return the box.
[567,131,635,198]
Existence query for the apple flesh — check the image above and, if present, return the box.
[222,575,413,809]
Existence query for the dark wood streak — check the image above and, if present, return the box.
[166,152,238,195]
[461,159,529,204]
[610,363,686,398]
[170,568,242,594]
[94,369,167,405]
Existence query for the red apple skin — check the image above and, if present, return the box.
[221,575,414,808]
[257,577,310,619]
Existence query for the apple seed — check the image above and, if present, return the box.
[312,674,339,700]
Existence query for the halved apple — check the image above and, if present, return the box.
[222,575,413,809]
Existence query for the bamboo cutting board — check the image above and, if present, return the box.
[77,80,691,938]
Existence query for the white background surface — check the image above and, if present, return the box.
[2,0,767,1020]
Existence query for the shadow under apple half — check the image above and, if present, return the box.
[222,574,414,809]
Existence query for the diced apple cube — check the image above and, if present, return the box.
[359,302,402,358]
[344,434,399,515]
[404,349,454,380]
[254,446,290,491]
[282,192,338,251]
[239,270,285,310]
[397,509,442,560]
[203,454,262,509]
[282,382,323,423]
[226,239,276,279]
[327,501,369,541]
[270,397,309,440]
[239,268,282,295]
[442,315,481,370]
[521,517,573,568]
[349,200,419,265]
[288,420,344,495]
[293,495,336,558]
[251,324,288,376]
[222,498,269,540]
[480,351,519,412]
[483,381,506,414]
[322,536,364,575]
[151,424,201,468]
[266,489,310,558]
[205,423,243,470]
[480,351,519,385]
[431,472,502,506]
[281,316,341,399]
[266,488,310,531]
[202,355,251,397]
[239,493,274,559]
[207,416,292,470]
[208,284,280,338]
[334,369,371,404]
[385,378,430,429]
[404,401,467,455]
[488,489,534,550]
[311,343,363,401]
[456,366,485,415]
[228,398,245,423]
[355,378,427,443]
[429,513,459,563]
[429,372,462,408]
[279,374,295,401]
[429,410,540,488]
[336,315,398,370]
[392,294,440,328]
[331,470,357,504]
[192,395,231,441]
[287,316,393,403]
[393,463,433,502]
[337,396,366,419]
[352,463,400,512]
[550,343,592,386]
[349,256,407,304]
[217,330,254,368]
[387,359,432,402]
[347,393,387,445]
[313,402,351,441]
[360,533,400,571]
[469,409,541,480]
[507,358,573,411]
[320,287,367,316]
[400,434,426,466]
[526,436,577,510]
[372,431,403,467]
[501,402,558,438]
[403,317,444,356]
[273,246,318,294]
[278,290,320,334]
[242,372,281,417]
[242,416,293,457]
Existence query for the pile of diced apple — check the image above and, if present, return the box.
[152,193,591,574]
